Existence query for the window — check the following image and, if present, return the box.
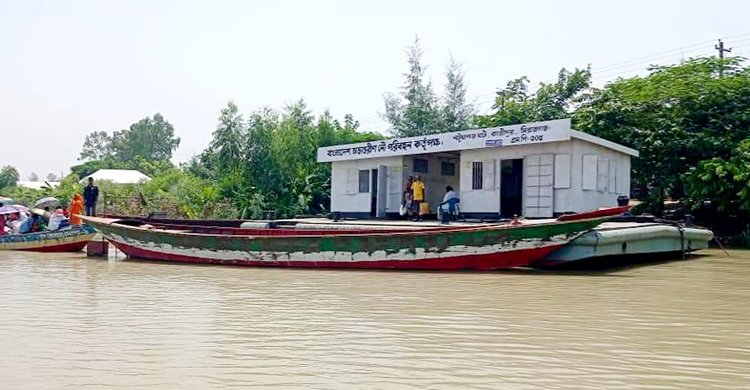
[582,155,597,190]
[472,161,483,190]
[441,161,455,176]
[414,158,428,173]
[358,170,369,193]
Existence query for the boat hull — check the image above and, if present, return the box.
[0,225,97,252]
[84,209,627,271]
[535,222,715,267]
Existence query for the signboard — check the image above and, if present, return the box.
[317,118,571,162]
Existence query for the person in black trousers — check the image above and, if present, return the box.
[83,177,99,216]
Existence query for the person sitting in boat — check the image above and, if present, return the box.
[8,212,29,234]
[0,215,6,236]
[48,206,70,231]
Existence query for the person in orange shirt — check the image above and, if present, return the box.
[69,193,84,225]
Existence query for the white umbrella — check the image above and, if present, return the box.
[33,197,60,210]
[0,204,28,215]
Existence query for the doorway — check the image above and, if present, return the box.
[500,159,523,217]
[370,168,378,217]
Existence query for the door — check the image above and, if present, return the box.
[500,159,523,217]
[370,168,378,217]
[524,154,554,218]
[376,165,388,218]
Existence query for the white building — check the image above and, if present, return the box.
[317,119,638,219]
[81,169,151,184]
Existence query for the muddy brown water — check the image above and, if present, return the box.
[1,249,748,389]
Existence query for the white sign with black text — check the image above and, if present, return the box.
[316,119,572,162]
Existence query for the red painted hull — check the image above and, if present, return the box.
[18,241,89,253]
[110,239,564,271]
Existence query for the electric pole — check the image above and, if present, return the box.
[715,39,732,77]
[715,39,732,59]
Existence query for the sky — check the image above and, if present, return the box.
[1,0,749,179]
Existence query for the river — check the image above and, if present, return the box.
[1,249,748,389]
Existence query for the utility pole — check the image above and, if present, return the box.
[715,39,732,59]
[715,39,732,77]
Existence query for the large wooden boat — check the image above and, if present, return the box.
[81,207,627,271]
[0,225,97,252]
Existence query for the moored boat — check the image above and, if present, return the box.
[0,225,97,252]
[534,221,715,268]
[82,207,627,271]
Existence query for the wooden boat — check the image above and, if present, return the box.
[81,207,628,271]
[0,225,97,252]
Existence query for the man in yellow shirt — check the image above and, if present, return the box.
[411,175,425,221]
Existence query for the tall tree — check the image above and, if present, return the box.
[28,172,39,181]
[474,67,591,128]
[79,131,114,161]
[211,101,246,174]
[111,113,180,162]
[383,37,441,136]
[442,56,473,131]
[46,173,58,182]
[0,166,20,190]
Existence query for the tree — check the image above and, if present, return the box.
[686,139,750,214]
[474,67,591,128]
[210,101,245,174]
[46,173,58,182]
[0,165,20,190]
[28,172,39,181]
[442,56,474,131]
[79,131,113,161]
[111,113,180,162]
[383,37,441,136]
[574,57,750,214]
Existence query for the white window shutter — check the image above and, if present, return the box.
[482,159,496,190]
[554,154,571,189]
[582,155,597,190]
[597,158,608,193]
[608,160,617,194]
[346,169,358,194]
[461,160,474,192]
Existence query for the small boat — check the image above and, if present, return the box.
[0,225,97,252]
[535,221,714,267]
[82,207,627,271]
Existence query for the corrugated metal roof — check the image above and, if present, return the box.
[81,169,151,184]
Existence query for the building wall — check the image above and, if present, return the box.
[401,154,460,213]
[330,139,632,218]
[459,139,631,216]
[330,157,404,214]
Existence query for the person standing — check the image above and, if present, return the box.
[83,177,99,216]
[410,175,425,221]
[69,193,84,225]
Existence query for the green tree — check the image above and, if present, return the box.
[111,113,180,162]
[574,57,750,214]
[211,101,246,174]
[28,172,39,181]
[686,139,750,213]
[79,131,114,161]
[0,166,20,190]
[383,37,441,136]
[442,56,474,131]
[474,67,591,127]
